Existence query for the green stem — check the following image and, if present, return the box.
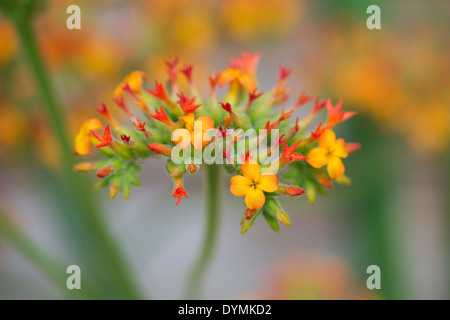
[0,212,97,299]
[2,2,142,299]
[185,165,222,299]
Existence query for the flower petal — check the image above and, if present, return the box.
[180,113,195,132]
[307,148,329,168]
[230,175,252,196]
[258,173,278,193]
[245,187,265,210]
[333,138,348,158]
[195,116,215,133]
[327,155,345,180]
[74,118,103,155]
[241,162,260,182]
[318,129,336,151]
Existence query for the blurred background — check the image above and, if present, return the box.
[0,0,449,299]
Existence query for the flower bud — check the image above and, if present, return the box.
[186,163,199,175]
[147,143,173,157]
[73,162,96,172]
[96,165,114,178]
[277,185,305,196]
[265,198,291,227]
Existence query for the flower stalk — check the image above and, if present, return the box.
[185,164,222,299]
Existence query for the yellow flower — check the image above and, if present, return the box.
[230,162,278,210]
[307,129,348,180]
[177,113,215,150]
[74,118,103,155]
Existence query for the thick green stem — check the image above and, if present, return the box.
[2,2,142,299]
[185,165,222,299]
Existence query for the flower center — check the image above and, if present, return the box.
[251,181,259,189]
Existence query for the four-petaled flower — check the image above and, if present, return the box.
[307,129,348,180]
[176,113,215,151]
[230,162,278,210]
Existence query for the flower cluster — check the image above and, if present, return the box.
[74,52,359,233]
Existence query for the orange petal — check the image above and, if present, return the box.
[230,175,252,196]
[327,155,345,180]
[245,187,265,210]
[333,138,348,158]
[125,71,148,93]
[258,173,278,192]
[195,115,215,132]
[306,148,329,168]
[241,162,260,182]
[318,129,336,151]
[74,118,103,155]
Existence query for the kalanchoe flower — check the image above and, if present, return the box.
[74,118,103,155]
[230,161,278,210]
[177,113,215,150]
[91,124,113,149]
[177,92,201,114]
[279,66,293,82]
[307,129,348,180]
[172,176,188,206]
[149,105,176,131]
[113,70,148,102]
[326,99,356,127]
[279,140,307,168]
[73,52,359,232]
[180,65,193,84]
[121,135,131,143]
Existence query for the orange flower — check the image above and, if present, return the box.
[73,118,103,155]
[114,71,148,101]
[307,129,348,180]
[230,162,278,210]
[218,51,260,92]
[177,113,215,150]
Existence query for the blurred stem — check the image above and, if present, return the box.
[0,211,96,299]
[2,2,142,299]
[186,165,222,299]
[444,151,450,298]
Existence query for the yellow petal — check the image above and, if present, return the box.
[306,148,329,168]
[230,175,252,196]
[258,173,278,192]
[74,118,103,155]
[245,187,265,210]
[241,162,260,182]
[319,129,336,151]
[180,113,195,132]
[124,71,147,92]
[333,138,348,158]
[327,155,345,180]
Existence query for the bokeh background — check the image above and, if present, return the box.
[1,0,449,299]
